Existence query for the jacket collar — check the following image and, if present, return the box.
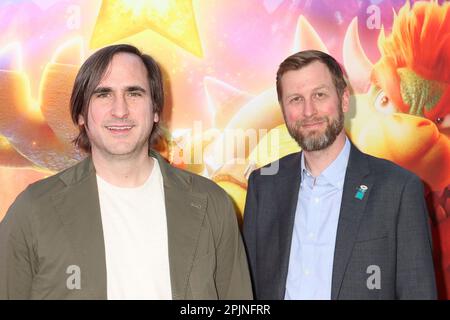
[53,150,207,299]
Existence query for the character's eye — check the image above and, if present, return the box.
[374,90,397,115]
[435,114,450,129]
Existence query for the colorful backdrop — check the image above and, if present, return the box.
[0,0,449,298]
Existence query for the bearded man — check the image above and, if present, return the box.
[242,50,436,300]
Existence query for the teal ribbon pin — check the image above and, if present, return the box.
[355,185,368,200]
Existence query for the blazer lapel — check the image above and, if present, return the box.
[274,153,302,299]
[331,145,373,299]
[153,151,207,300]
[51,157,107,299]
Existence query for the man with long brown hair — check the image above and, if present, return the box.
[0,44,252,300]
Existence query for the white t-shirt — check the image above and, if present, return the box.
[96,159,172,300]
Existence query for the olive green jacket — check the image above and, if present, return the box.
[0,151,252,300]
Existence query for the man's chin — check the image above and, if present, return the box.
[296,134,331,152]
[298,131,324,143]
[94,144,139,158]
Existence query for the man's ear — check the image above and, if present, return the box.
[78,114,85,126]
[341,88,350,113]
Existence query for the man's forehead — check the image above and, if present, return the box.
[110,51,144,64]
[285,61,332,79]
[99,52,147,77]
[94,61,149,89]
[282,64,334,90]
[282,77,333,92]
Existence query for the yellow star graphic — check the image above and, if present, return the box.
[90,0,203,57]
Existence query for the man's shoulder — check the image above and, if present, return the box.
[362,151,420,183]
[249,151,301,182]
[163,164,236,228]
[18,158,89,202]
[2,159,87,229]
[165,162,230,200]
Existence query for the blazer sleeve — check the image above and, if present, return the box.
[396,174,437,299]
[213,191,253,299]
[0,189,36,299]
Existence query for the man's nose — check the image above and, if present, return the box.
[111,95,129,118]
[303,99,317,117]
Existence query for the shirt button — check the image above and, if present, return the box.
[314,197,320,203]
[308,232,315,239]
[304,269,310,276]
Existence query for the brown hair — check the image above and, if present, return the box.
[276,50,347,104]
[70,44,164,152]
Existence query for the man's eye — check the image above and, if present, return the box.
[314,92,326,99]
[96,92,110,98]
[128,91,142,97]
[290,96,301,103]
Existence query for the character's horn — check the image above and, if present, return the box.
[204,76,254,128]
[292,15,328,53]
[51,36,84,65]
[343,18,373,93]
[0,42,23,71]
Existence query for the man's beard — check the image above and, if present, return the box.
[286,104,344,152]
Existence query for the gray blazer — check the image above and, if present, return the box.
[0,150,252,299]
[243,144,437,299]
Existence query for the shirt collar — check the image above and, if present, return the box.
[301,136,351,189]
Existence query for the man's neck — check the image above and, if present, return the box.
[92,150,154,188]
[303,132,347,177]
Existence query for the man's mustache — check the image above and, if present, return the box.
[296,116,329,127]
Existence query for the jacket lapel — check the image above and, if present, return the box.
[51,157,107,299]
[331,145,372,299]
[50,152,209,299]
[274,153,302,299]
[152,151,207,300]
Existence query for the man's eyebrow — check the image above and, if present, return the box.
[284,85,332,99]
[312,85,331,91]
[285,93,301,100]
[125,86,147,93]
[92,86,113,94]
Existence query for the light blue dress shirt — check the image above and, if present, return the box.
[285,137,351,300]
